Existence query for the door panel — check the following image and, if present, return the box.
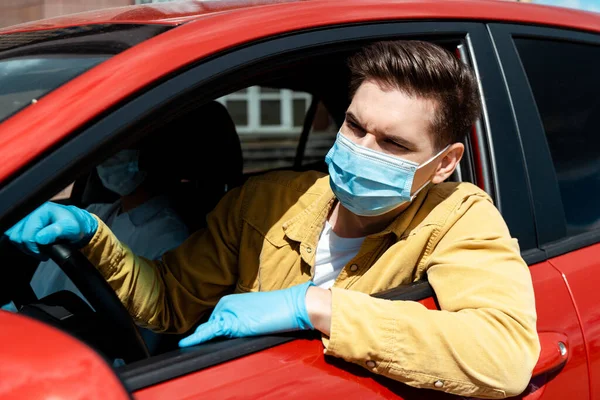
[547,244,600,399]
[488,22,598,399]
[524,261,589,400]
[133,266,586,400]
[132,297,446,400]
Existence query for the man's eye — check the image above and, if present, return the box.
[388,140,407,150]
[348,121,361,130]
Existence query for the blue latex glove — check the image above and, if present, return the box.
[1,302,17,313]
[179,281,315,347]
[5,201,98,260]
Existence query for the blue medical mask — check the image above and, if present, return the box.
[96,149,147,196]
[325,132,449,217]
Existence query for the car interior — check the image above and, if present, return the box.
[0,36,480,370]
[73,100,244,234]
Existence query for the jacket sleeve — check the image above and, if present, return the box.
[323,197,541,399]
[81,186,245,334]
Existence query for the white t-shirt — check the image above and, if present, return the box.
[313,221,366,289]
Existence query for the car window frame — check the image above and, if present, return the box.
[0,21,537,253]
[488,23,600,259]
[0,19,539,390]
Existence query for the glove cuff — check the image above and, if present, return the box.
[294,281,316,330]
[71,207,98,247]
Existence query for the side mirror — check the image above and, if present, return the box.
[0,311,131,399]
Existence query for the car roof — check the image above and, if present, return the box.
[0,0,599,35]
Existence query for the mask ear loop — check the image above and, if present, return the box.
[422,144,451,166]
[410,145,452,199]
[410,180,431,201]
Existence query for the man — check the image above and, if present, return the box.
[6,40,540,398]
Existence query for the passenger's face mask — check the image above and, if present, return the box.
[96,149,147,196]
[325,131,449,217]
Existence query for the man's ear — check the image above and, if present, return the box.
[431,143,464,184]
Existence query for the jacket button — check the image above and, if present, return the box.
[366,360,376,368]
[350,264,358,272]
[434,380,444,388]
[306,247,312,253]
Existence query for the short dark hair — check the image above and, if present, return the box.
[347,40,481,149]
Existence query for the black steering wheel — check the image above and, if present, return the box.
[41,243,150,363]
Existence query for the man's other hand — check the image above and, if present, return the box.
[178,281,315,347]
[5,201,98,260]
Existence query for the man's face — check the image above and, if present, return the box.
[339,79,460,190]
[340,80,438,163]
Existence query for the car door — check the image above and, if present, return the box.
[113,21,504,399]
[113,20,581,400]
[489,23,598,399]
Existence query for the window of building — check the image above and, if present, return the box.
[217,86,312,135]
[217,86,332,173]
[515,37,600,235]
[135,0,178,4]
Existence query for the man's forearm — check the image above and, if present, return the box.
[81,217,168,330]
[306,286,332,336]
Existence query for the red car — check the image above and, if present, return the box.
[0,0,598,398]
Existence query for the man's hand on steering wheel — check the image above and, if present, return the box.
[4,201,150,362]
[5,201,98,258]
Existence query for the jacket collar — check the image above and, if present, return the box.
[282,176,433,244]
[282,176,335,245]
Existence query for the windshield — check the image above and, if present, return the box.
[0,54,110,122]
[0,23,173,124]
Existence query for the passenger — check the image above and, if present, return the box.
[6,40,540,398]
[6,148,189,353]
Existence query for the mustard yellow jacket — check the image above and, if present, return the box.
[82,170,540,399]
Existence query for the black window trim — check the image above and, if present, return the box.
[0,20,538,391]
[488,23,600,258]
[457,42,494,198]
[464,23,538,253]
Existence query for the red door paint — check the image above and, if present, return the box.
[0,312,130,400]
[547,243,600,400]
[133,263,586,400]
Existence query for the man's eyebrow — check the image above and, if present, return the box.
[345,111,363,128]
[345,111,418,150]
[387,134,418,150]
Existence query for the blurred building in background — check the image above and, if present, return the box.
[0,0,544,31]
[0,1,134,29]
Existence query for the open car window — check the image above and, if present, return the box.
[217,87,337,174]
[0,19,493,393]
